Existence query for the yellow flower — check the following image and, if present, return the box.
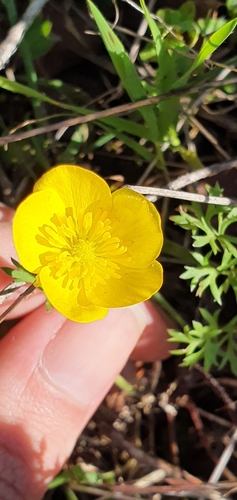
[13,165,163,322]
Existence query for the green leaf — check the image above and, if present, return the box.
[170,212,202,231]
[219,335,237,374]
[168,330,191,344]
[192,17,237,71]
[181,266,212,291]
[1,259,36,283]
[100,125,154,161]
[192,234,216,249]
[191,251,211,266]
[158,2,195,31]
[203,339,220,371]
[218,206,237,233]
[174,17,237,87]
[58,125,89,164]
[219,237,237,259]
[182,349,203,366]
[23,17,56,59]
[197,269,222,304]
[139,2,180,138]
[63,487,79,500]
[11,269,36,284]
[197,17,227,37]
[0,76,61,106]
[48,475,69,489]
[217,250,237,272]
[87,0,159,142]
[227,0,237,8]
[227,0,237,15]
[199,308,220,327]
[45,300,52,312]
[155,44,180,138]
[140,0,162,58]
[11,258,36,283]
[115,375,135,395]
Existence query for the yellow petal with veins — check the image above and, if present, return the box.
[40,266,108,322]
[13,190,65,273]
[34,165,112,214]
[87,261,163,308]
[110,188,163,267]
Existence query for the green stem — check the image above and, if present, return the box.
[153,292,186,329]
[155,142,169,182]
[114,375,136,395]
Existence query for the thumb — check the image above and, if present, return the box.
[0,302,159,499]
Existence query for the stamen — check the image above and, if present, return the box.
[36,206,130,294]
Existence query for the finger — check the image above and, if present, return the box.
[0,206,174,359]
[131,301,175,361]
[0,203,15,223]
[0,302,164,499]
[0,205,45,317]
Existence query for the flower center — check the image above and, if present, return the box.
[35,206,131,292]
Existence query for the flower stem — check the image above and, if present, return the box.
[0,284,35,324]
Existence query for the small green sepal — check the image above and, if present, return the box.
[1,258,36,284]
[45,299,52,312]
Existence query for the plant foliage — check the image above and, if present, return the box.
[169,185,237,374]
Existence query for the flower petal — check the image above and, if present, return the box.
[34,165,112,214]
[39,267,108,322]
[87,261,163,307]
[110,188,163,267]
[13,190,65,273]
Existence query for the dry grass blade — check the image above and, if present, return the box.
[126,186,237,206]
[0,281,26,305]
[0,0,49,70]
[168,160,237,190]
[0,284,35,324]
[208,430,237,484]
[1,78,235,146]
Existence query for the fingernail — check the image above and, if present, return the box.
[41,305,149,406]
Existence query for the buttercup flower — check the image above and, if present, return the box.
[13,165,163,322]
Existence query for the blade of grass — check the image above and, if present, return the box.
[140,0,179,139]
[2,0,49,170]
[175,17,237,88]
[0,76,153,141]
[192,17,237,71]
[19,40,49,170]
[140,0,162,58]
[100,123,154,161]
[86,132,115,152]
[87,0,159,143]
[115,375,136,395]
[153,292,186,329]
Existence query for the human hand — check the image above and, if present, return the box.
[0,204,172,500]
